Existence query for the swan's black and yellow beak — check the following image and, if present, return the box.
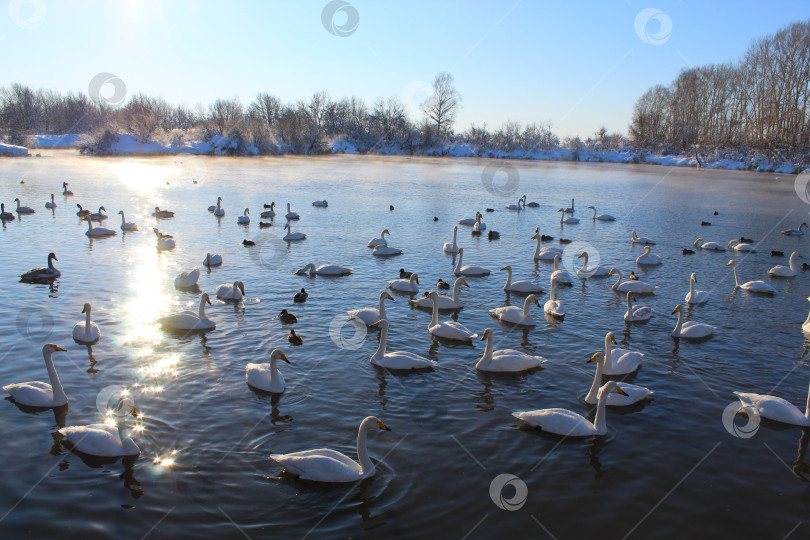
[671,306,679,314]
[577,252,585,259]
[462,279,469,287]
[587,353,599,363]
[371,320,383,327]
[385,293,395,301]
[378,421,392,431]
[53,345,66,352]
[279,352,291,364]
[81,305,87,313]
[238,283,245,295]
[609,335,616,344]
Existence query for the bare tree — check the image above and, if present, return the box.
[421,72,461,140]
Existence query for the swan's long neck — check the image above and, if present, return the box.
[51,194,55,203]
[452,279,463,302]
[357,419,374,475]
[84,308,92,337]
[805,379,810,421]
[48,256,55,270]
[523,296,533,318]
[604,336,613,369]
[612,270,622,290]
[477,333,495,369]
[120,212,125,225]
[454,251,463,273]
[571,198,574,211]
[732,266,740,288]
[504,267,513,288]
[559,212,564,224]
[790,253,799,272]
[549,280,557,302]
[581,253,589,271]
[287,203,291,212]
[625,293,632,314]
[451,227,457,247]
[593,389,609,434]
[533,236,540,259]
[269,357,280,385]
[430,296,439,327]
[372,323,387,360]
[689,278,695,297]
[44,350,66,405]
[585,358,603,403]
[198,298,207,319]
[674,310,683,335]
[591,207,596,219]
[553,257,559,272]
[378,293,387,319]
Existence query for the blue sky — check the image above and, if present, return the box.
[1,0,808,138]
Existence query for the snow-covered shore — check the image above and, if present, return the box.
[0,143,28,156]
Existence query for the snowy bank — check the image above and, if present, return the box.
[30,134,82,149]
[0,143,28,156]
[82,133,260,156]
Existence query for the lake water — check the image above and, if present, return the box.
[1,150,809,539]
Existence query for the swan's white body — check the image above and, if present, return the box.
[237,208,250,224]
[728,260,776,294]
[476,328,545,372]
[513,381,626,436]
[782,223,807,236]
[13,198,35,214]
[45,194,56,209]
[624,292,652,322]
[802,298,810,333]
[473,212,486,231]
[728,239,756,252]
[158,294,216,331]
[154,229,175,250]
[577,252,610,278]
[312,200,328,207]
[0,203,15,220]
[501,265,543,293]
[602,332,644,375]
[490,294,539,326]
[694,238,725,251]
[734,377,810,427]
[85,220,116,237]
[3,344,68,407]
[260,202,275,218]
[285,203,299,220]
[532,234,563,261]
[62,182,73,196]
[203,253,223,267]
[86,206,108,221]
[410,278,467,309]
[216,280,245,301]
[59,420,140,457]
[636,246,662,266]
[443,226,459,253]
[20,253,60,281]
[586,353,652,406]
[551,255,573,285]
[559,208,579,224]
[373,246,404,257]
[544,278,564,318]
[72,303,100,343]
[671,305,716,339]
[588,206,614,221]
[453,248,491,276]
[296,263,352,276]
[246,349,290,393]
[118,211,137,231]
[371,320,436,369]
[769,252,801,277]
[348,291,394,325]
[387,273,419,293]
[427,292,478,341]
[174,268,200,288]
[367,229,389,248]
[685,273,709,304]
[609,269,656,293]
[208,196,222,212]
[505,196,526,211]
[283,223,306,241]
[631,231,655,245]
[270,416,391,483]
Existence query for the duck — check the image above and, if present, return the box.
[58,407,141,457]
[295,263,352,276]
[442,226,460,253]
[577,251,611,277]
[427,292,478,341]
[512,381,627,436]
[476,328,545,372]
[453,248,491,276]
[543,277,565,318]
[118,211,137,231]
[727,260,777,294]
[558,208,579,224]
[85,220,116,237]
[771,250,784,257]
[585,353,652,406]
[0,203,14,221]
[278,309,297,324]
[541,234,554,241]
[207,196,222,212]
[72,303,101,344]
[85,206,108,222]
[740,236,755,243]
[608,268,657,293]
[293,288,308,303]
[368,229,390,248]
[260,202,275,218]
[734,375,810,427]
[216,280,245,301]
[488,230,500,240]
[373,245,404,257]
[559,238,572,244]
[45,194,57,209]
[685,273,709,304]
[636,246,663,266]
[700,221,712,226]
[601,332,644,375]
[312,200,328,207]
[587,205,615,221]
[631,231,655,245]
[505,195,526,211]
[13,198,34,214]
[436,278,450,290]
[203,253,222,266]
[75,204,90,218]
[769,251,802,277]
[387,273,419,293]
[62,182,73,196]
[285,203,299,220]
[473,212,487,231]
[282,223,306,241]
[525,198,540,208]
[781,222,808,236]
[242,239,255,246]
[2,344,68,407]
[399,269,413,279]
[237,208,250,224]
[629,271,639,280]
[158,294,216,331]
[174,268,200,289]
[389,205,394,211]
[624,292,652,322]
[259,221,272,228]
[728,239,756,252]
[152,207,175,218]
[682,248,695,255]
[410,277,468,310]
[246,349,291,393]
[693,237,725,251]
[288,329,303,345]
[490,294,540,326]
[153,228,176,250]
[532,233,563,261]
[501,265,543,293]
[20,253,61,282]
[370,320,436,369]
[269,416,392,483]
[348,291,395,325]
[671,304,716,338]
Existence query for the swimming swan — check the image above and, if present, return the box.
[585,352,652,406]
[158,293,215,331]
[388,273,419,293]
[443,226,460,253]
[685,273,709,304]
[174,268,200,289]
[671,304,716,338]
[727,260,776,294]
[769,251,802,277]
[118,211,137,231]
[427,292,478,341]
[501,265,544,293]
[370,320,437,369]
[20,252,60,282]
[368,229,390,248]
[72,303,100,344]
[453,248,491,276]
[410,277,468,309]
[3,344,68,407]
[476,328,545,372]
[295,263,353,276]
[490,294,540,326]
[624,292,652,322]
[348,291,395,325]
[608,268,656,293]
[246,349,291,393]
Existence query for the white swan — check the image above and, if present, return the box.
[295,263,352,276]
[86,206,108,221]
[636,246,662,266]
[348,291,395,325]
[585,353,652,406]
[551,254,573,285]
[505,196,526,211]
[3,344,68,407]
[782,222,808,236]
[513,381,627,436]
[216,280,245,301]
[443,226,459,253]
[207,196,222,212]
[685,273,709,304]
[602,332,644,375]
[246,349,291,393]
[490,294,540,326]
[734,376,810,427]
[532,233,562,261]
[501,265,543,293]
[45,194,56,209]
[770,251,802,277]
[587,206,614,221]
[0,203,15,220]
[558,208,579,224]
[727,260,776,294]
[370,320,436,369]
[62,182,73,196]
[283,223,306,241]
[158,293,216,331]
[85,219,116,237]
[118,211,137,231]
[260,202,275,218]
[631,231,655,245]
[387,273,419,293]
[59,408,142,457]
[453,248,491,276]
[427,292,478,341]
[577,251,610,277]
[476,328,545,372]
[410,277,468,309]
[154,228,175,250]
[237,208,250,224]
[174,268,200,288]
[473,212,487,231]
[728,239,756,252]
[285,203,299,220]
[73,303,100,343]
[671,304,716,338]
[624,292,652,322]
[20,252,60,281]
[203,253,223,267]
[13,198,35,214]
[544,277,565,318]
[270,416,392,483]
[693,237,725,251]
[368,229,390,248]
[152,207,175,218]
[312,200,328,207]
[608,268,656,293]
[373,245,404,257]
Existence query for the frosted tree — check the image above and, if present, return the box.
[421,72,461,141]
